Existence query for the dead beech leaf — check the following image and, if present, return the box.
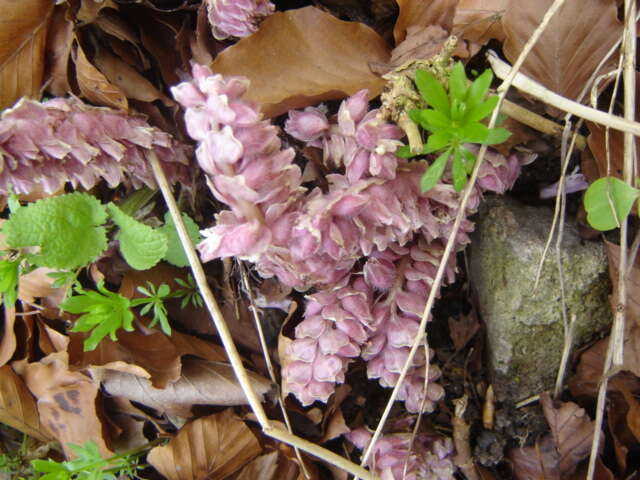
[18,267,66,305]
[75,0,119,24]
[586,122,638,182]
[509,435,560,480]
[70,327,227,388]
[74,42,128,110]
[235,451,279,480]
[621,386,640,442]
[99,358,271,418]
[540,392,594,476]
[452,0,507,45]
[0,307,17,367]
[0,364,50,442]
[44,4,74,96]
[0,0,54,109]
[502,0,622,104]
[393,0,457,44]
[147,410,261,480]
[92,47,173,105]
[18,352,111,458]
[605,241,640,331]
[211,6,390,118]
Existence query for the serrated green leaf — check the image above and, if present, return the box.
[424,131,453,153]
[415,69,450,116]
[459,122,489,143]
[107,203,168,270]
[158,212,201,267]
[0,259,19,307]
[452,149,467,192]
[421,149,450,193]
[3,193,108,270]
[465,96,499,122]
[467,69,493,109]
[584,177,640,231]
[449,62,467,103]
[484,127,512,145]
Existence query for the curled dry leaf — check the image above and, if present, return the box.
[147,409,261,480]
[393,0,457,43]
[18,267,67,306]
[606,241,640,329]
[0,0,54,109]
[540,392,595,476]
[44,4,74,96]
[98,358,271,418]
[0,307,16,367]
[509,435,561,480]
[75,0,119,24]
[211,6,390,118]
[452,0,507,45]
[17,352,111,458]
[586,122,639,182]
[502,0,622,104]
[235,451,279,480]
[0,364,50,442]
[74,41,128,110]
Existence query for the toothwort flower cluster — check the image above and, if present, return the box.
[172,65,521,416]
[347,428,456,480]
[0,97,192,195]
[206,0,275,40]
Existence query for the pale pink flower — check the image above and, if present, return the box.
[206,0,275,40]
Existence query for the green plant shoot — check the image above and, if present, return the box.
[398,62,511,192]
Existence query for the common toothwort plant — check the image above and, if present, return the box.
[206,0,275,40]
[0,97,191,195]
[172,64,521,423]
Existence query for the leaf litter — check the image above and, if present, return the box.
[0,0,638,479]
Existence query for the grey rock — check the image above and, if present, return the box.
[469,196,611,402]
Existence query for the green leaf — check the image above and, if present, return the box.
[157,212,201,268]
[449,62,467,103]
[424,131,453,153]
[0,259,19,307]
[459,122,490,143]
[415,69,450,116]
[461,147,477,173]
[465,96,499,122]
[452,149,467,192]
[107,203,168,270]
[61,282,134,351]
[419,109,451,130]
[421,149,451,193]
[584,177,640,231]
[484,127,512,145]
[3,193,108,270]
[467,69,493,109]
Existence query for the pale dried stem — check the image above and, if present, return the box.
[360,0,569,469]
[147,150,378,480]
[588,1,636,477]
[553,314,576,398]
[452,395,479,480]
[238,262,310,479]
[487,52,640,136]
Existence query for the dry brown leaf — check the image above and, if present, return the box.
[621,386,640,442]
[393,0,457,44]
[69,327,227,388]
[605,241,640,332]
[0,0,54,109]
[75,0,119,24]
[509,435,561,480]
[0,307,17,367]
[235,451,279,480]
[147,410,261,480]
[37,322,69,355]
[452,0,507,45]
[211,6,390,118]
[606,392,633,472]
[540,392,595,476]
[586,122,638,182]
[18,267,66,306]
[448,313,480,351]
[502,0,622,104]
[74,41,128,110]
[0,364,50,442]
[98,358,271,418]
[44,4,74,96]
[17,352,111,458]
[92,47,173,105]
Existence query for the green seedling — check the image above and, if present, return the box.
[132,281,172,336]
[399,62,511,192]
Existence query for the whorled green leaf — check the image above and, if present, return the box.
[158,212,202,268]
[421,149,451,193]
[448,62,467,103]
[465,96,499,123]
[452,148,467,192]
[2,192,108,269]
[107,203,168,270]
[415,69,450,116]
[459,122,489,143]
[424,130,453,153]
[584,177,640,231]
[466,69,493,109]
[484,127,512,145]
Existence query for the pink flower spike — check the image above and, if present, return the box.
[285,108,329,142]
